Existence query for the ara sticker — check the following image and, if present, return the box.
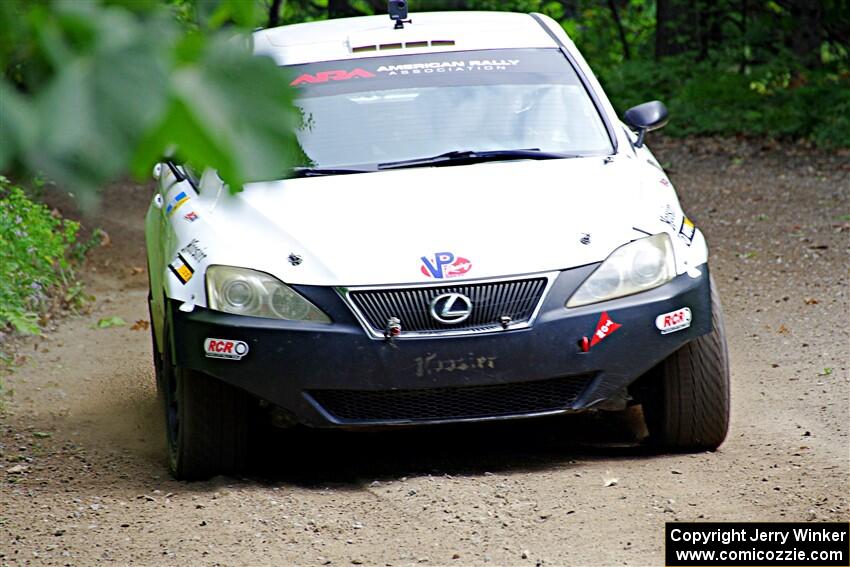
[290,68,375,86]
[204,338,249,360]
[655,307,692,334]
[183,211,199,222]
[165,191,190,217]
[168,254,194,285]
[590,312,621,347]
[678,216,696,245]
[420,252,472,279]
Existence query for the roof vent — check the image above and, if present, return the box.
[350,39,455,53]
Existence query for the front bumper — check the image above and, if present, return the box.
[170,265,713,427]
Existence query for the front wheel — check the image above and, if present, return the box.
[156,304,252,480]
[164,366,252,480]
[640,277,731,451]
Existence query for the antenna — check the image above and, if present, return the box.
[388,0,411,29]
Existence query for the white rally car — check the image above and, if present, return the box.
[146,9,730,479]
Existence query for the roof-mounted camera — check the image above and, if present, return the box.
[388,0,411,29]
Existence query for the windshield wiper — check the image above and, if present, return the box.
[289,167,374,178]
[378,149,580,170]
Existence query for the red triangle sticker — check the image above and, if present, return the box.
[589,311,621,347]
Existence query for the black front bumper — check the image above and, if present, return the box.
[169,265,712,427]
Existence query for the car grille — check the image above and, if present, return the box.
[308,374,594,423]
[346,276,549,336]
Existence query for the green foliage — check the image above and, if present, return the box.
[133,34,303,187]
[1,0,303,201]
[93,316,126,329]
[0,176,81,334]
[598,58,850,147]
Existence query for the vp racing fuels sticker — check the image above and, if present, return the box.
[590,312,621,347]
[204,338,249,360]
[656,307,692,334]
[168,254,194,285]
[420,252,472,279]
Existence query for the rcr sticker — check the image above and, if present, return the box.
[204,338,249,360]
[655,307,692,334]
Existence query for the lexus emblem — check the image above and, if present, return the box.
[429,292,473,324]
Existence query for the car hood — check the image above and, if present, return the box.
[206,157,644,286]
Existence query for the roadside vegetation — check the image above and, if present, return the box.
[0,177,95,337]
[0,176,91,408]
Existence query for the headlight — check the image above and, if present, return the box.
[206,266,331,323]
[566,233,676,308]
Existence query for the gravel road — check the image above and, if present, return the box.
[1,138,848,566]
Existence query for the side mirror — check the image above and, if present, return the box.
[623,100,668,148]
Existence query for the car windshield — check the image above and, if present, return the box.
[287,48,613,170]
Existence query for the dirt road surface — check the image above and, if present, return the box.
[1,139,848,566]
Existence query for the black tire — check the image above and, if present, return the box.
[157,305,252,480]
[148,291,165,396]
[641,277,731,451]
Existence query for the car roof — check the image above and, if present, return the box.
[252,11,562,65]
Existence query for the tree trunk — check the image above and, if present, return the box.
[655,0,702,59]
[655,0,684,58]
[607,0,632,60]
[738,0,748,73]
[789,0,823,68]
[328,0,358,19]
[697,0,724,61]
[268,0,283,28]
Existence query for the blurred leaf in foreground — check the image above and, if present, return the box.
[0,0,301,204]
